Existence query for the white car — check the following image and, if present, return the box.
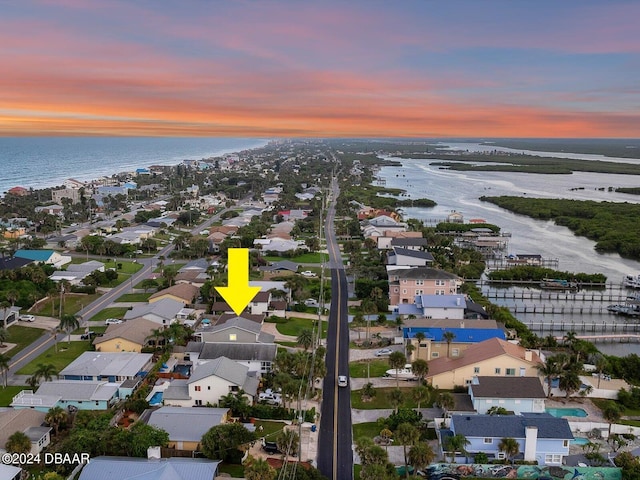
[338,375,348,388]
[19,314,35,322]
[300,271,317,277]
[105,318,123,325]
[376,348,393,357]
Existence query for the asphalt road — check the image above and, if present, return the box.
[6,196,250,379]
[318,175,353,480]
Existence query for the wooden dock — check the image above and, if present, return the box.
[528,320,640,336]
[553,333,640,344]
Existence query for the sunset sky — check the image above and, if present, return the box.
[2,0,639,138]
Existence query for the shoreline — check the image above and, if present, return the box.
[0,137,270,195]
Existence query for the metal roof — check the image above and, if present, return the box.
[78,456,221,480]
[147,407,228,442]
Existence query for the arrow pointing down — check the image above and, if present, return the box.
[215,248,261,316]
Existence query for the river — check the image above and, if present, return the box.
[377,150,640,356]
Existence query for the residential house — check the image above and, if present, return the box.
[447,211,464,223]
[78,457,221,480]
[163,356,258,407]
[390,237,428,251]
[259,260,299,274]
[254,237,306,254]
[447,413,573,465]
[93,318,158,353]
[366,215,407,231]
[377,230,423,250]
[14,249,71,268]
[404,325,506,361]
[277,209,309,221]
[399,294,468,320]
[468,376,546,414]
[0,463,21,480]
[146,407,229,452]
[59,352,153,383]
[149,284,199,305]
[12,381,119,412]
[389,267,462,306]
[0,409,51,455]
[0,257,32,271]
[186,341,277,375]
[250,291,271,315]
[123,298,185,326]
[52,187,82,204]
[195,317,273,344]
[426,338,542,390]
[387,247,434,267]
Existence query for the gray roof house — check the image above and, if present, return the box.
[78,456,220,480]
[196,317,274,344]
[0,408,51,455]
[12,380,119,412]
[387,247,434,267]
[123,298,184,326]
[390,237,429,250]
[186,341,277,375]
[164,357,258,408]
[448,413,573,465]
[59,352,153,383]
[147,407,229,450]
[468,376,546,414]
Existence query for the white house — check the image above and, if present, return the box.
[468,376,546,414]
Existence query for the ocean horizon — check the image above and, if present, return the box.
[0,137,269,195]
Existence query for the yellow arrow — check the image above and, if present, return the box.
[215,248,261,316]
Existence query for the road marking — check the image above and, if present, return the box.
[8,335,55,370]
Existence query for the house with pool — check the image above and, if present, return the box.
[443,413,573,465]
[469,376,546,415]
[59,352,153,383]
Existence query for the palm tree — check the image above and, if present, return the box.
[45,406,68,436]
[412,385,431,411]
[361,382,377,402]
[405,343,416,361]
[396,422,420,479]
[379,428,393,451]
[244,455,276,480]
[603,403,622,438]
[444,434,469,464]
[498,437,520,464]
[411,359,429,385]
[297,329,313,351]
[443,331,456,358]
[0,353,10,388]
[415,332,426,360]
[0,327,7,348]
[388,388,404,414]
[559,370,582,400]
[408,441,435,476]
[276,428,299,458]
[389,351,407,389]
[146,328,167,350]
[5,431,31,454]
[594,354,609,389]
[437,392,455,417]
[59,314,79,345]
[34,363,58,383]
[536,356,563,398]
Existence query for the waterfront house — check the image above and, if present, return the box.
[78,457,221,480]
[390,237,429,251]
[377,230,424,250]
[146,406,229,452]
[387,247,434,267]
[426,338,542,390]
[446,413,572,465]
[388,267,462,306]
[404,324,506,361]
[0,409,51,455]
[468,376,546,414]
[163,356,258,407]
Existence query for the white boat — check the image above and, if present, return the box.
[624,274,640,289]
[385,364,418,381]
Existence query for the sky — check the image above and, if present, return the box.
[1,0,639,138]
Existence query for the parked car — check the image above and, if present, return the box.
[18,314,35,322]
[105,318,123,325]
[262,441,280,454]
[304,298,319,307]
[258,389,282,405]
[300,270,317,277]
[375,348,393,357]
[80,331,96,340]
[338,375,348,387]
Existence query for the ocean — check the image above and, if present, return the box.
[0,137,268,194]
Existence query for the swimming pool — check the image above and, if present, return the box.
[572,437,590,445]
[149,391,163,406]
[545,407,588,418]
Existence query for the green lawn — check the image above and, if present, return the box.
[218,463,244,477]
[351,387,421,410]
[115,293,152,302]
[87,307,129,323]
[349,360,390,378]
[35,293,102,317]
[276,317,328,339]
[4,325,46,357]
[0,386,29,407]
[103,260,144,274]
[352,422,384,441]
[254,420,287,439]
[17,341,92,375]
[264,252,329,264]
